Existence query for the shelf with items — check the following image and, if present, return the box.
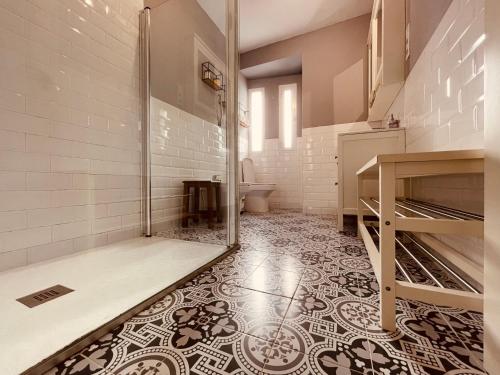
[356,149,484,331]
[201,61,224,92]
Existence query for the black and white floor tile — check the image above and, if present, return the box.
[46,210,485,375]
[157,222,228,246]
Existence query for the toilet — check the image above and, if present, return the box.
[240,158,276,213]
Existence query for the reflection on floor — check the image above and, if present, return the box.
[157,222,227,246]
[47,210,484,375]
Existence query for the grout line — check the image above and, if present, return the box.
[265,261,309,357]
[353,275,379,374]
[230,283,295,300]
[434,305,484,364]
[194,302,281,358]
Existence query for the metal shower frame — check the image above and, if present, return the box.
[139,1,240,246]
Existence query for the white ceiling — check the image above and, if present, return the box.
[239,0,373,52]
[197,0,373,53]
[240,55,302,79]
[196,0,226,35]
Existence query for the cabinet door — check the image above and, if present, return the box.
[340,130,405,211]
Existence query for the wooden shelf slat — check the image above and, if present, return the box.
[396,280,483,312]
[357,149,484,176]
[360,197,483,236]
[359,197,380,218]
[395,217,484,237]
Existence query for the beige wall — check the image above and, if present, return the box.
[238,74,249,160]
[247,74,302,139]
[149,0,225,124]
[484,0,500,371]
[241,14,370,129]
[405,0,453,75]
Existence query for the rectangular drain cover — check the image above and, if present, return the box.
[17,285,74,308]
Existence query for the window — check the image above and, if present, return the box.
[249,88,265,152]
[279,83,297,149]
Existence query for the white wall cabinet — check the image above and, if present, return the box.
[337,128,405,231]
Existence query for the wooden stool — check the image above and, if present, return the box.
[182,180,222,229]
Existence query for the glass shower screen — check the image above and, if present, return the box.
[141,0,239,248]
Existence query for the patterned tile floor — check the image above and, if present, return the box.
[46,210,485,375]
[157,222,227,247]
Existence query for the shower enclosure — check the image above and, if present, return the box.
[140,0,239,248]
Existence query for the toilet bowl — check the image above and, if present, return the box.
[240,158,276,213]
[239,182,250,212]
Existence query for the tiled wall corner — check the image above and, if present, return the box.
[248,122,372,214]
[247,122,373,214]
[0,0,144,271]
[150,97,226,231]
[239,126,249,161]
[387,0,485,152]
[249,139,303,210]
[302,127,337,215]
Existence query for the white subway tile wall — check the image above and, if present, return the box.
[0,0,144,271]
[239,126,249,161]
[302,122,372,215]
[150,97,226,230]
[249,139,303,210]
[387,0,485,151]
[247,122,372,214]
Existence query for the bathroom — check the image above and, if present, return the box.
[0,0,499,374]
[237,8,369,215]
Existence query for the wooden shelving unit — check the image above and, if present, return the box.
[356,149,484,331]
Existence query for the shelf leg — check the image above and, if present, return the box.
[357,175,364,237]
[404,178,412,199]
[379,162,396,331]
